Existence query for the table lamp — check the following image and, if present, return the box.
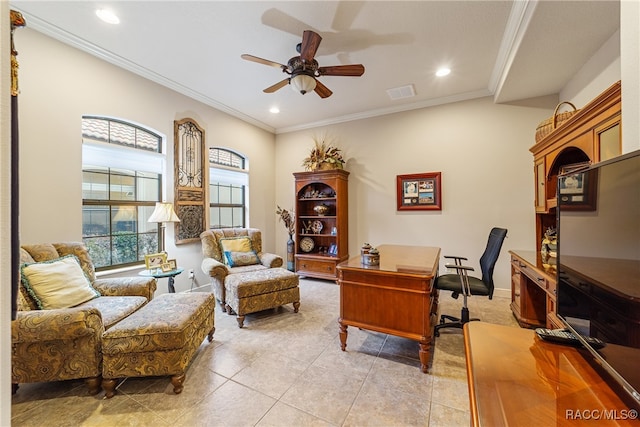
[148,202,180,251]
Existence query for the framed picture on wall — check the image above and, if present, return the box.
[396,172,442,211]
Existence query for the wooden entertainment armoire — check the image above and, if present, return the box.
[510,81,622,329]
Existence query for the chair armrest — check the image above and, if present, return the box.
[12,306,104,343]
[201,257,229,279]
[93,277,157,301]
[444,255,468,261]
[444,264,475,272]
[259,252,283,268]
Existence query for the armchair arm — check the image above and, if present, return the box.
[201,257,229,280]
[12,306,104,344]
[259,252,283,268]
[93,277,157,301]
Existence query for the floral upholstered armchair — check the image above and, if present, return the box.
[12,242,157,395]
[200,228,283,310]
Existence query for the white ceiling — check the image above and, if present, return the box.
[10,1,620,134]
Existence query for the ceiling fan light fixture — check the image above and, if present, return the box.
[290,74,316,95]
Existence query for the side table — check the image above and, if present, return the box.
[139,267,184,293]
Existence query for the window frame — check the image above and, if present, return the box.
[209,148,248,229]
[81,116,165,271]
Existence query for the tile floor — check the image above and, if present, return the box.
[11,278,518,426]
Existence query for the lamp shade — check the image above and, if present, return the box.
[148,202,180,223]
[290,74,316,95]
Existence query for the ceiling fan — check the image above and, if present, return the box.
[241,30,365,98]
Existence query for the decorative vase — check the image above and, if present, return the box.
[316,162,340,171]
[313,204,329,216]
[286,234,295,271]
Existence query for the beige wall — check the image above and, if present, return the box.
[16,28,276,293]
[275,96,557,293]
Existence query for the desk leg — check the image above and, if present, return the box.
[339,321,348,351]
[418,341,431,373]
[168,276,176,293]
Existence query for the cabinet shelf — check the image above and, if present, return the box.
[298,197,336,201]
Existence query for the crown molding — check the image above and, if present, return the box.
[16,9,275,134]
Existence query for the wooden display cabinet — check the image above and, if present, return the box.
[512,81,622,327]
[530,81,621,254]
[293,169,349,281]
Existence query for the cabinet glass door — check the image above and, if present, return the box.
[596,119,621,162]
[535,159,546,212]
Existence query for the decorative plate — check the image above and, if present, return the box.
[299,237,315,253]
[311,220,323,234]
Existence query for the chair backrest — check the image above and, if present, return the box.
[478,227,508,298]
[200,228,264,263]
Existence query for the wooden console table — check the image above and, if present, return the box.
[337,244,440,373]
[464,322,636,426]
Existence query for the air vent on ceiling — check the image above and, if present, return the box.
[386,84,416,100]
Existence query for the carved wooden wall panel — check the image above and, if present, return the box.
[174,118,206,244]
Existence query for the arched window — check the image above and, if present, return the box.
[209,148,248,228]
[81,116,165,270]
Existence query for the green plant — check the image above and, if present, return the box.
[302,138,345,171]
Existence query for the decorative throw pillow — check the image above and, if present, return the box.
[20,255,101,310]
[224,250,260,267]
[219,237,254,265]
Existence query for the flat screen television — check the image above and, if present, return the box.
[556,149,640,408]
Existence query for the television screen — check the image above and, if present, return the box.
[557,149,640,407]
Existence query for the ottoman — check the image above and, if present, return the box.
[224,268,300,328]
[101,292,215,398]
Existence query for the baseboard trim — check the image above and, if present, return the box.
[493,288,510,299]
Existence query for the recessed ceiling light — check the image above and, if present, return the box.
[96,9,120,24]
[269,107,280,114]
[436,68,451,77]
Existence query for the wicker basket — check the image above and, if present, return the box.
[535,101,579,143]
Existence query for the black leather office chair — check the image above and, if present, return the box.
[434,227,508,336]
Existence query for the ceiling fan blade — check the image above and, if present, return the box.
[314,80,333,98]
[241,54,286,69]
[263,78,290,93]
[300,30,322,63]
[318,64,365,77]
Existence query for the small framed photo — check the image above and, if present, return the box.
[558,164,597,211]
[167,259,177,270]
[160,262,173,273]
[144,252,167,270]
[397,172,442,211]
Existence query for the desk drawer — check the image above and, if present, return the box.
[518,261,547,289]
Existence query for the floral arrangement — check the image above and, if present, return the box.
[302,137,345,171]
[276,205,295,236]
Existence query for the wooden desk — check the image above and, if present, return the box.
[464,322,637,426]
[337,244,440,373]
